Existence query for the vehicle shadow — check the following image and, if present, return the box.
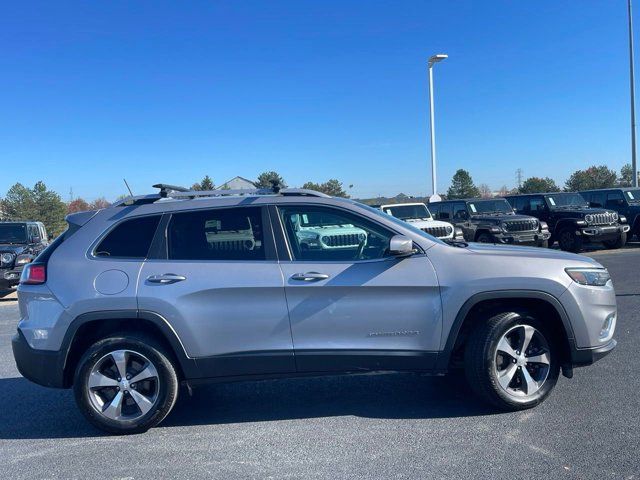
[0,289,16,301]
[0,373,497,440]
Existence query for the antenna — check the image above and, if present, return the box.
[515,168,523,189]
[123,179,134,197]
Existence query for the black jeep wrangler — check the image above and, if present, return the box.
[429,198,551,246]
[505,192,630,252]
[580,187,640,241]
[0,221,48,290]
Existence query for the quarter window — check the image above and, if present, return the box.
[168,207,265,261]
[278,206,395,262]
[95,216,161,258]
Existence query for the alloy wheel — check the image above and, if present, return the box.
[494,324,551,398]
[87,349,160,421]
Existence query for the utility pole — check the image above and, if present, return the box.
[629,0,638,187]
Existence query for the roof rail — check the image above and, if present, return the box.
[112,184,330,207]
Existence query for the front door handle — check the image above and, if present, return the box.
[290,272,330,282]
[146,273,187,284]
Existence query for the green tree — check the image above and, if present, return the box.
[4,182,67,236]
[446,169,481,199]
[619,164,639,187]
[255,171,286,189]
[565,165,617,191]
[302,179,350,198]
[519,177,560,194]
[191,175,215,191]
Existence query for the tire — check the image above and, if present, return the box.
[464,311,560,411]
[476,233,494,243]
[73,334,179,435]
[558,228,583,253]
[603,231,627,249]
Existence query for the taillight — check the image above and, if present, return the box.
[20,263,46,285]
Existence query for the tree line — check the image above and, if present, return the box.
[0,172,350,238]
[445,163,638,200]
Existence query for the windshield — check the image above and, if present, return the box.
[382,204,431,221]
[625,189,640,203]
[353,201,446,245]
[545,193,588,209]
[467,199,513,215]
[0,224,28,244]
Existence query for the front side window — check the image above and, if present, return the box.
[606,191,624,207]
[589,193,605,207]
[95,215,161,258]
[278,205,395,261]
[168,207,265,261]
[452,203,468,219]
[529,197,546,212]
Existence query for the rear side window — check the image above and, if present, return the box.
[95,216,161,258]
[168,207,265,261]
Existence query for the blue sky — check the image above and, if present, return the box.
[0,1,635,200]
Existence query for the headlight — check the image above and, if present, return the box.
[565,268,611,286]
[619,215,627,223]
[15,254,34,266]
[0,253,14,265]
[490,226,502,233]
[576,220,587,226]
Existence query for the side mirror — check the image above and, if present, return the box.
[389,234,415,257]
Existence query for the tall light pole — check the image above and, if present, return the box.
[428,54,448,202]
[629,0,638,187]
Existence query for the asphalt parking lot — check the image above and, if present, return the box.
[0,246,638,479]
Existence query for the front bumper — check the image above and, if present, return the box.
[571,339,617,367]
[493,230,551,246]
[0,266,22,288]
[578,224,630,241]
[11,330,66,388]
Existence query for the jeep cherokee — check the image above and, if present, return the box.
[12,185,617,434]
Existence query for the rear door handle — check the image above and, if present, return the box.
[290,272,330,282]
[146,273,187,284]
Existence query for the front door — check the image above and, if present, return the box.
[137,206,295,378]
[273,204,441,373]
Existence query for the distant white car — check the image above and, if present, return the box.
[378,202,463,240]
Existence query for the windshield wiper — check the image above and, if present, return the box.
[444,239,468,248]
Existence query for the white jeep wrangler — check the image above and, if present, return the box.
[379,202,462,240]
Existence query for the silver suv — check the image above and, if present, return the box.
[12,185,617,434]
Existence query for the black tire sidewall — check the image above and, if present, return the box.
[466,311,560,410]
[559,228,582,252]
[73,335,179,434]
[477,233,494,243]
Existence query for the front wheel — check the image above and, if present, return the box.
[73,335,179,434]
[603,231,627,249]
[476,233,495,244]
[558,228,583,252]
[464,311,560,410]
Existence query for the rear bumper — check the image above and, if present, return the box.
[570,339,617,367]
[11,330,66,388]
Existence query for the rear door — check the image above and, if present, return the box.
[272,204,441,373]
[137,206,295,378]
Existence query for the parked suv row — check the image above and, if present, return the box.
[13,184,617,434]
[430,198,551,247]
[579,188,640,241]
[506,192,630,253]
[0,221,48,290]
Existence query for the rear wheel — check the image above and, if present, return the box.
[603,231,627,249]
[464,311,560,410]
[73,335,179,434]
[558,228,583,252]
